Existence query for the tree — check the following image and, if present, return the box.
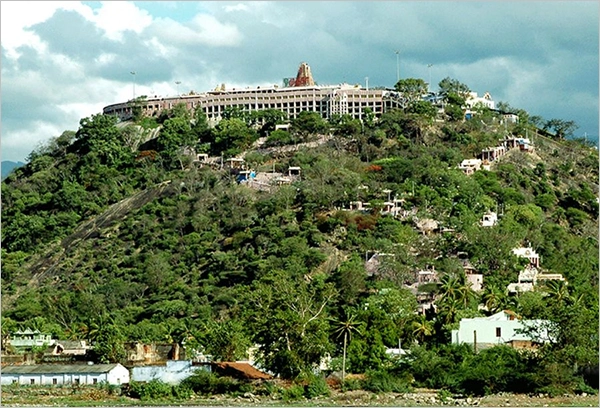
[543,119,578,139]
[246,272,337,378]
[394,78,428,105]
[290,111,329,142]
[544,279,571,305]
[74,114,133,167]
[412,314,434,345]
[156,116,196,169]
[88,314,126,363]
[198,319,251,361]
[332,255,367,306]
[332,310,364,381]
[438,77,470,99]
[130,96,148,122]
[481,282,506,314]
[212,118,258,157]
[406,100,438,120]
[250,109,287,137]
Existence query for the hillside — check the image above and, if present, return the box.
[1,90,598,395]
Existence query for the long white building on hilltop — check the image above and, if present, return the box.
[103,62,408,123]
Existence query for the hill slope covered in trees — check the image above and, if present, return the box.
[1,79,598,395]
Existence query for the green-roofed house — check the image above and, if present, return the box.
[0,363,129,386]
[9,328,55,349]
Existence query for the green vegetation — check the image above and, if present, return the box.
[1,78,598,401]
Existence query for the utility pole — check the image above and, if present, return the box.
[427,64,433,92]
[395,50,400,82]
[175,81,181,97]
[130,71,136,100]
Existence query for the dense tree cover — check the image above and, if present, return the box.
[1,80,598,395]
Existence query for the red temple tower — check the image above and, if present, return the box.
[288,62,315,87]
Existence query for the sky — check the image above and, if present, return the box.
[1,1,598,163]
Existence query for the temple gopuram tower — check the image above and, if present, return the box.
[292,62,315,87]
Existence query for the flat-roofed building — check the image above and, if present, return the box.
[0,363,129,386]
[103,63,407,123]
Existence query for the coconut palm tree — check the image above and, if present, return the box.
[544,279,571,304]
[332,311,364,382]
[412,314,434,344]
[482,283,506,314]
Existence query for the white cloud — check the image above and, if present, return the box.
[224,4,249,13]
[89,1,153,41]
[0,1,84,58]
[1,121,65,158]
[190,14,243,46]
[1,1,597,163]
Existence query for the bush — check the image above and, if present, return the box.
[304,374,330,398]
[362,370,411,393]
[255,380,282,397]
[341,378,362,392]
[265,129,292,147]
[180,370,215,395]
[457,346,531,396]
[403,344,472,390]
[282,384,305,401]
[180,370,251,396]
[172,383,193,399]
[128,380,172,400]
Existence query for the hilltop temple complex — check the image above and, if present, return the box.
[103,62,407,123]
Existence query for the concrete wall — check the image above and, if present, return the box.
[132,360,210,385]
[452,319,525,345]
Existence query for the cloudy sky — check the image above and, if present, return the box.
[1,1,598,162]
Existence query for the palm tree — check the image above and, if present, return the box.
[438,273,460,303]
[482,283,505,314]
[332,311,363,382]
[437,296,461,325]
[438,272,476,313]
[412,314,434,344]
[544,279,571,304]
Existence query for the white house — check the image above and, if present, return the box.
[0,363,130,386]
[480,211,498,227]
[465,91,495,110]
[451,311,553,351]
[458,159,482,175]
[512,246,540,268]
[507,266,566,294]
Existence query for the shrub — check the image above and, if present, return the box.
[128,380,172,400]
[180,370,217,395]
[180,370,251,396]
[341,378,362,392]
[457,346,531,396]
[362,370,411,393]
[255,380,282,397]
[304,374,331,399]
[282,384,305,401]
[172,383,193,399]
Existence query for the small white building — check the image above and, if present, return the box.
[512,246,540,268]
[9,329,55,349]
[451,311,553,351]
[0,363,130,386]
[458,159,482,175]
[507,266,565,294]
[480,211,498,227]
[465,91,495,110]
